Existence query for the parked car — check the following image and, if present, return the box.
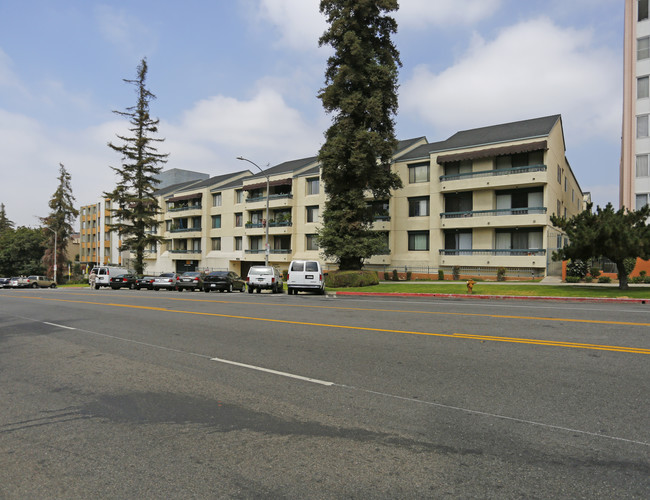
[135,276,156,290]
[91,266,129,289]
[203,271,246,293]
[9,276,28,288]
[0,277,11,288]
[26,275,57,288]
[246,266,284,294]
[176,271,205,292]
[153,273,179,291]
[287,260,325,295]
[110,274,137,289]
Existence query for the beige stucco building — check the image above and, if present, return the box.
[135,114,583,279]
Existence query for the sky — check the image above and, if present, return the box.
[0,0,624,229]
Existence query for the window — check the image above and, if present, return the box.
[564,176,568,192]
[249,236,263,251]
[637,155,650,177]
[444,230,472,252]
[557,165,562,184]
[637,193,650,209]
[639,37,650,60]
[444,192,472,213]
[639,77,650,99]
[236,189,243,203]
[306,177,319,195]
[496,229,543,250]
[495,151,543,169]
[211,237,221,251]
[306,206,319,223]
[408,162,430,183]
[235,236,242,251]
[408,231,429,251]
[557,200,561,216]
[444,160,472,176]
[212,192,222,207]
[211,215,221,229]
[641,0,649,21]
[637,115,649,138]
[235,213,243,227]
[306,234,319,250]
[408,196,430,217]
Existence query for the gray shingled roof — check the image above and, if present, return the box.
[398,115,562,162]
[248,156,319,180]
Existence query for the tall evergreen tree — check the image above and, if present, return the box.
[0,203,14,234]
[317,0,403,270]
[551,203,650,289]
[105,58,168,275]
[40,163,79,282]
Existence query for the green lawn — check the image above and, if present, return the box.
[328,282,650,298]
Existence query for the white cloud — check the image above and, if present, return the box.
[396,0,502,28]
[257,0,326,51]
[400,17,620,143]
[94,4,158,57]
[0,48,29,97]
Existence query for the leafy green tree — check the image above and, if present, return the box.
[0,227,47,276]
[105,58,168,275]
[40,163,79,282]
[317,0,402,270]
[551,203,650,289]
[0,203,14,234]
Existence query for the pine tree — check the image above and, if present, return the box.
[40,164,79,282]
[551,203,650,289]
[317,0,403,270]
[0,203,14,234]
[105,58,168,275]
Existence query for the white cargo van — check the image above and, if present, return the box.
[91,266,129,289]
[287,260,325,295]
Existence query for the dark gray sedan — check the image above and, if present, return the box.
[203,271,246,293]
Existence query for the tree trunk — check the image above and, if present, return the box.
[616,261,629,290]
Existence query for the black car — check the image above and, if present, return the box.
[110,274,137,289]
[135,276,155,290]
[177,271,205,292]
[203,271,246,293]
[0,277,10,288]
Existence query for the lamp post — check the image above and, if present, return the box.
[45,227,58,285]
[237,156,270,266]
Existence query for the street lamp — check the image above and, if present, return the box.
[237,156,270,266]
[45,227,58,285]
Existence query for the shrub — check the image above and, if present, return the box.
[585,276,593,283]
[598,276,612,283]
[325,270,379,288]
[645,276,650,284]
[406,271,412,281]
[452,266,460,280]
[566,259,588,278]
[639,270,647,279]
[438,270,445,280]
[496,267,507,282]
[589,266,601,279]
[565,276,581,283]
[383,271,390,281]
[392,269,398,281]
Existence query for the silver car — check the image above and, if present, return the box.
[152,273,179,291]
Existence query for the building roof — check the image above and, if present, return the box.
[398,115,562,162]
[247,156,319,180]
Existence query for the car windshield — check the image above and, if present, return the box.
[249,267,273,275]
[182,272,201,277]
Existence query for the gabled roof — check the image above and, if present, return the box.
[248,156,319,180]
[154,180,203,197]
[397,115,562,162]
[175,169,252,191]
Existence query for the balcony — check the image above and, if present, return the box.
[439,249,546,256]
[170,227,202,233]
[170,249,202,254]
[440,207,547,218]
[168,204,202,213]
[439,165,547,192]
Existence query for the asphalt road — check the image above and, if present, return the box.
[0,287,648,499]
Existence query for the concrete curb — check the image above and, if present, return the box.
[332,291,650,304]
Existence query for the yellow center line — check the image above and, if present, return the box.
[53,291,650,327]
[4,295,649,355]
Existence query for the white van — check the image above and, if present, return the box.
[91,266,129,289]
[287,260,325,295]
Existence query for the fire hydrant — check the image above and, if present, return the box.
[466,279,475,294]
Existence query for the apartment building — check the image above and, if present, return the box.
[79,198,123,271]
[136,114,582,279]
[622,0,650,210]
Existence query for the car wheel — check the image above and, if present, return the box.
[204,287,210,293]
[228,283,233,293]
[248,286,253,293]
[95,284,100,290]
[153,287,158,291]
[178,288,183,292]
[256,287,261,293]
[272,284,278,294]
[111,286,118,290]
[50,283,57,288]
[31,283,38,288]
[319,287,326,295]
[130,283,135,290]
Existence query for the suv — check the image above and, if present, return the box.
[176,271,205,292]
[287,260,325,295]
[26,275,57,288]
[246,266,284,294]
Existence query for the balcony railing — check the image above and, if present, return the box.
[245,221,293,228]
[439,164,547,182]
[169,204,202,212]
[270,249,292,254]
[169,249,202,254]
[246,194,293,203]
[244,249,266,254]
[170,227,202,233]
[440,207,547,218]
[439,249,546,256]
